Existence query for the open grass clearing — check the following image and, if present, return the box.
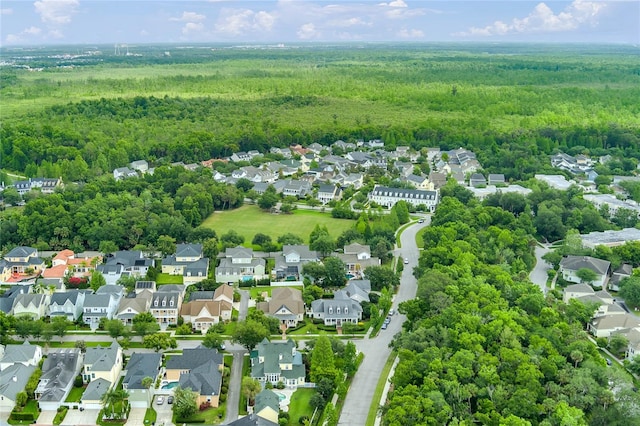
[155,273,184,285]
[202,205,354,244]
[287,388,316,426]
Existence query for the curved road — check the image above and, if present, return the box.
[338,217,430,426]
[530,244,551,295]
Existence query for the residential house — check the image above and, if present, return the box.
[488,174,506,185]
[50,250,101,279]
[368,185,439,212]
[345,152,373,169]
[150,285,184,326]
[316,184,342,205]
[289,144,310,157]
[113,167,138,180]
[534,174,573,191]
[0,342,43,371]
[165,348,224,407]
[36,348,83,410]
[617,328,640,361]
[394,162,414,178]
[341,173,364,189]
[336,243,380,277]
[122,353,162,408]
[282,179,312,198]
[562,284,595,304]
[214,284,235,305]
[343,280,371,303]
[188,291,215,301]
[12,177,62,195]
[307,143,325,154]
[309,290,363,327]
[583,194,640,218]
[226,414,278,426]
[230,152,253,163]
[12,293,49,319]
[83,285,124,326]
[559,255,611,289]
[269,147,292,159]
[180,299,232,333]
[257,287,305,329]
[331,140,355,152]
[40,278,65,293]
[405,174,432,190]
[0,284,32,314]
[135,280,157,294]
[115,290,153,325]
[427,172,447,190]
[82,342,123,385]
[161,243,210,285]
[610,264,633,292]
[0,363,36,411]
[3,246,45,280]
[580,228,640,249]
[250,338,305,387]
[589,314,640,338]
[215,247,267,284]
[48,290,85,321]
[81,378,112,409]
[469,173,487,188]
[272,245,319,281]
[130,160,149,174]
[253,389,281,424]
[97,251,154,285]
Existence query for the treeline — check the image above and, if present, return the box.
[385,196,640,425]
[0,166,242,251]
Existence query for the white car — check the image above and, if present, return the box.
[404,258,409,264]
[156,396,164,405]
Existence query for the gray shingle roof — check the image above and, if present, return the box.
[0,341,38,365]
[5,246,37,258]
[38,348,82,403]
[254,389,279,414]
[560,255,611,275]
[178,360,222,397]
[123,353,161,389]
[50,291,80,306]
[84,342,120,372]
[82,378,111,401]
[166,348,223,370]
[0,363,35,402]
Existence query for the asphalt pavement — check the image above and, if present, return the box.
[529,244,551,294]
[337,216,430,426]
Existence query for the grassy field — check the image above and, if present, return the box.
[156,273,184,285]
[287,388,316,426]
[202,205,354,244]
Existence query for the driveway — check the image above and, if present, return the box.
[154,397,175,426]
[224,351,248,423]
[37,410,57,425]
[125,407,146,426]
[530,244,551,294]
[0,410,10,426]
[338,217,430,426]
[60,408,100,426]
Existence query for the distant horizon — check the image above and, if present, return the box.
[1,1,638,47]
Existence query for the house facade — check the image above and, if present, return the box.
[36,348,83,410]
[48,290,85,321]
[150,290,183,326]
[309,290,363,326]
[3,246,45,280]
[82,342,123,385]
[368,185,439,211]
[215,247,267,284]
[122,353,162,408]
[0,342,43,371]
[12,293,49,319]
[559,255,611,289]
[180,300,233,333]
[257,287,305,328]
[165,348,224,407]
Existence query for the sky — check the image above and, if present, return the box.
[1,0,638,46]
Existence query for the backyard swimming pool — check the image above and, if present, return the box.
[275,392,286,401]
[161,382,179,389]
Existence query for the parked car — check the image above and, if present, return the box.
[404,258,409,264]
[167,396,174,404]
[156,396,164,405]
[381,322,388,330]
[389,309,395,316]
[418,219,425,223]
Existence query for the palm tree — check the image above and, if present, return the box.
[101,388,130,420]
[242,377,262,407]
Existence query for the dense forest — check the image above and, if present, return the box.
[386,195,640,425]
[1,44,639,183]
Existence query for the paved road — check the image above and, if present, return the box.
[224,351,248,423]
[338,217,430,426]
[530,244,551,294]
[237,289,250,321]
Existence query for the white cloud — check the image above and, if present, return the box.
[397,28,424,38]
[170,11,206,22]
[48,29,63,38]
[1,8,13,15]
[379,0,407,7]
[182,22,205,35]
[4,26,43,44]
[458,0,607,37]
[215,8,276,35]
[24,26,42,35]
[297,23,320,39]
[33,0,79,25]
[329,17,372,28]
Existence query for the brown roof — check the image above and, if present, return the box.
[181,300,232,318]
[260,287,304,316]
[214,285,234,302]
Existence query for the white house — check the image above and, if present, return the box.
[368,185,439,211]
[559,256,611,289]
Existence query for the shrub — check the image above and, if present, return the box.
[199,401,211,411]
[10,412,35,422]
[74,375,84,388]
[276,381,285,389]
[219,393,227,403]
[299,415,310,425]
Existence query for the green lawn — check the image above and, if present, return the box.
[65,385,85,402]
[202,205,355,243]
[287,388,316,426]
[8,399,40,425]
[53,406,68,425]
[239,355,251,415]
[174,405,226,425]
[156,273,184,285]
[143,408,157,425]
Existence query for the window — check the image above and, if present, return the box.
[170,300,174,307]
[162,300,166,307]
[154,301,158,307]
